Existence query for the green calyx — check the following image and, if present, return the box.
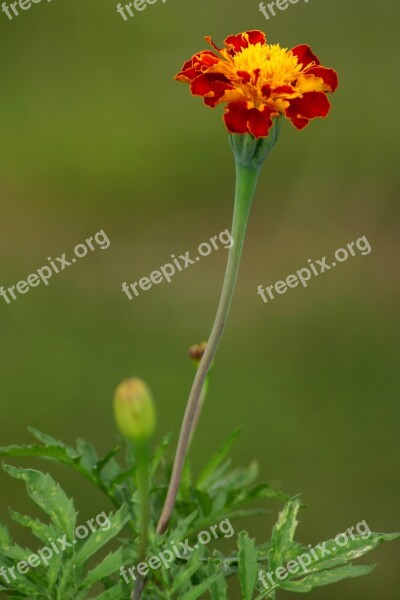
[229,117,282,169]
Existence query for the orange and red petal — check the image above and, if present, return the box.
[305,66,339,92]
[191,73,235,107]
[175,51,221,83]
[291,44,320,68]
[247,106,275,137]
[262,84,297,111]
[224,30,267,56]
[285,91,331,129]
[224,102,276,138]
[224,102,249,134]
[272,85,296,96]
[205,35,223,53]
[237,70,252,84]
[261,84,272,99]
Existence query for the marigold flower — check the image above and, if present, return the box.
[158,30,338,539]
[175,30,338,138]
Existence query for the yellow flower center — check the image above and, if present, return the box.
[233,43,303,89]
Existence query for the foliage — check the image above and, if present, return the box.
[0,430,397,599]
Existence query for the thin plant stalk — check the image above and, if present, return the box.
[188,374,209,447]
[156,162,261,535]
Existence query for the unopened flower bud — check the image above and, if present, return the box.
[189,342,207,367]
[114,378,155,443]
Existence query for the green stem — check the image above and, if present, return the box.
[133,443,150,600]
[156,162,261,535]
[188,374,209,446]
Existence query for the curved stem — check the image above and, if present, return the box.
[156,163,261,535]
[188,374,209,447]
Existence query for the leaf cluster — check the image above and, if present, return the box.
[0,430,397,599]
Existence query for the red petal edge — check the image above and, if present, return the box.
[224,102,275,138]
[224,30,266,55]
[306,66,339,92]
[191,73,233,107]
[286,91,331,129]
[291,44,321,68]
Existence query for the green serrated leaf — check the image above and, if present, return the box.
[194,489,213,518]
[278,541,307,563]
[28,427,65,446]
[28,429,80,461]
[246,483,289,503]
[74,504,130,565]
[226,509,267,522]
[210,462,259,497]
[81,547,125,589]
[281,564,375,592]
[0,443,79,464]
[76,438,99,471]
[56,558,81,600]
[9,510,57,545]
[111,466,136,487]
[0,521,12,549]
[150,433,172,478]
[95,447,121,474]
[163,511,198,548]
[268,496,301,572]
[203,460,232,489]
[290,531,400,575]
[197,428,243,490]
[0,552,46,597]
[92,581,128,600]
[171,547,202,593]
[257,529,400,599]
[180,573,222,600]
[208,560,228,600]
[3,465,76,540]
[238,531,258,600]
[0,542,33,562]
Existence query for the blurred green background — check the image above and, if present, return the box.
[0,0,399,597]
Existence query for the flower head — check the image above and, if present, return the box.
[176,30,338,138]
